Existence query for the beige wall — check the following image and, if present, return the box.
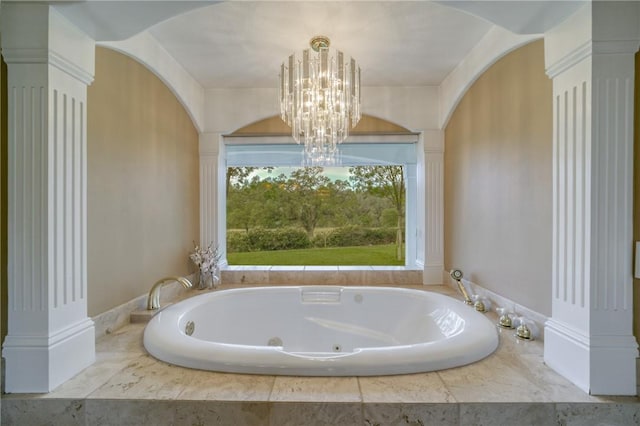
[87,47,199,316]
[444,40,552,315]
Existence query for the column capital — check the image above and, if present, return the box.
[422,129,444,153]
[545,2,640,79]
[199,132,221,156]
[545,41,591,79]
[1,3,95,84]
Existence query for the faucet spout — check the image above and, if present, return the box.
[147,276,193,310]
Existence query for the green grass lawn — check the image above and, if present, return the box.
[227,244,404,266]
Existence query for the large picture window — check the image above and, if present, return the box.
[221,142,421,268]
[226,166,405,266]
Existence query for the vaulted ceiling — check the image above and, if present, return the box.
[53,1,585,89]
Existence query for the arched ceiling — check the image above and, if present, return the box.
[435,1,585,35]
[51,1,585,90]
[146,1,492,88]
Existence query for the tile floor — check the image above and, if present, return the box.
[2,285,639,425]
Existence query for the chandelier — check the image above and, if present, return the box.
[279,36,361,165]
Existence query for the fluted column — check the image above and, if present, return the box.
[1,4,96,392]
[199,132,221,252]
[423,130,444,284]
[544,2,639,395]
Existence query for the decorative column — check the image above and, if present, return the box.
[199,132,221,252]
[2,4,96,392]
[404,163,418,267]
[544,2,640,395]
[422,130,444,284]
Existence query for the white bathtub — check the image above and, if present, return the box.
[143,286,499,376]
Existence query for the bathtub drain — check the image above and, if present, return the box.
[185,321,195,336]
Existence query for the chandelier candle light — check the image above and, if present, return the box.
[279,36,361,165]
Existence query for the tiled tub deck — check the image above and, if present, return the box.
[2,285,639,425]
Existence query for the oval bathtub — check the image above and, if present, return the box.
[143,286,499,376]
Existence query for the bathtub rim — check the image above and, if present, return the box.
[143,285,500,376]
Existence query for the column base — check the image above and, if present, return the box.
[545,319,638,395]
[2,318,95,393]
[423,265,443,285]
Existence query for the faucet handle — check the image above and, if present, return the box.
[514,316,539,340]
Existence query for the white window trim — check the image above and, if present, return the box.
[199,131,444,281]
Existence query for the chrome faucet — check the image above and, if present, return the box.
[147,276,193,310]
[450,269,473,305]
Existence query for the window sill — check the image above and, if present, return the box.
[222,265,422,272]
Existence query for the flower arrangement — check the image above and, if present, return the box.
[189,242,221,289]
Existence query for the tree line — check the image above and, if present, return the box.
[226,166,405,259]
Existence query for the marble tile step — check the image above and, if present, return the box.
[3,398,640,426]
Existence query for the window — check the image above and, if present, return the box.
[226,165,406,266]
[221,142,420,268]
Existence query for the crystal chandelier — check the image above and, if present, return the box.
[279,36,361,165]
